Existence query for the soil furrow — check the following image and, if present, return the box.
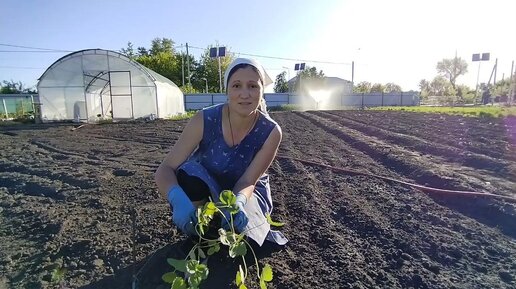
[333,111,516,162]
[313,110,516,180]
[299,112,481,192]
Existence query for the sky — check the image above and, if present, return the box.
[1,0,515,92]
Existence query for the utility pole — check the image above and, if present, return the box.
[294,63,305,95]
[473,52,490,103]
[181,51,185,86]
[352,61,355,92]
[217,42,222,92]
[210,42,226,92]
[494,58,498,84]
[186,43,191,86]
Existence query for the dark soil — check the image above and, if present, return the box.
[1,110,515,289]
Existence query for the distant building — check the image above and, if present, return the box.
[287,76,353,109]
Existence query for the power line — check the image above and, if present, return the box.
[0,42,350,65]
[179,44,350,65]
[235,51,350,65]
[0,66,45,69]
[0,50,71,53]
[0,43,71,52]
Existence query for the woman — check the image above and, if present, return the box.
[155,58,287,246]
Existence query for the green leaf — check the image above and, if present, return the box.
[260,279,267,289]
[197,247,206,259]
[204,202,217,216]
[189,249,197,261]
[186,260,199,274]
[162,272,178,283]
[219,190,236,206]
[171,277,187,289]
[239,285,248,289]
[265,213,285,227]
[197,203,215,236]
[235,269,242,285]
[197,263,209,279]
[261,264,273,282]
[229,241,247,258]
[188,274,203,288]
[167,258,187,273]
[207,243,220,255]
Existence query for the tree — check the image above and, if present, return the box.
[418,79,431,99]
[179,83,200,94]
[274,71,289,93]
[436,56,468,90]
[370,83,385,93]
[183,54,203,90]
[0,80,36,94]
[488,72,515,99]
[456,84,475,104]
[419,79,430,93]
[293,66,325,93]
[198,45,235,93]
[353,81,371,93]
[120,42,135,59]
[130,38,183,87]
[298,67,324,79]
[136,52,180,84]
[384,82,402,93]
[137,47,149,57]
[430,76,455,96]
[149,38,175,55]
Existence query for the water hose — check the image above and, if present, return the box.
[276,154,516,204]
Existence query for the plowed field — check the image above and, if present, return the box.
[1,110,515,289]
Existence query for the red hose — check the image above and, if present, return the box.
[276,154,516,204]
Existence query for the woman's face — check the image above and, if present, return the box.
[227,66,263,116]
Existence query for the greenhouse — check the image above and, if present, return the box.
[37,49,184,122]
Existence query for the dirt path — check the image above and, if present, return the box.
[1,112,515,289]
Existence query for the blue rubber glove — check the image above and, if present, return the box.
[221,193,249,232]
[167,185,197,236]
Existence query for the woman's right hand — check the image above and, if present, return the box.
[167,185,197,235]
[221,193,249,232]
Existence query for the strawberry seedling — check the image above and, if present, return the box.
[163,190,277,289]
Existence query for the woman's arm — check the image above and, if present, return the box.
[154,111,204,198]
[233,125,282,200]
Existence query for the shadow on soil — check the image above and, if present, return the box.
[79,239,283,289]
[427,193,516,240]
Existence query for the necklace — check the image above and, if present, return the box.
[227,107,258,147]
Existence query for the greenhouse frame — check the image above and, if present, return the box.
[37,49,184,122]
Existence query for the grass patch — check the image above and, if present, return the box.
[168,110,197,120]
[370,106,516,118]
[268,104,301,112]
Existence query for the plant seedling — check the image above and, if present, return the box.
[162,190,279,289]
